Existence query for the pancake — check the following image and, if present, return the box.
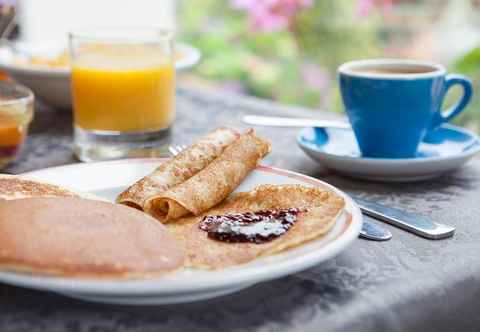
[0,174,102,201]
[146,129,271,223]
[116,127,241,210]
[0,174,78,200]
[0,197,185,277]
[166,184,345,269]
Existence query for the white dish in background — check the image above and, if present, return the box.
[297,124,480,182]
[0,159,362,305]
[0,42,201,109]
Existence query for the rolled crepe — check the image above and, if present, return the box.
[116,127,241,210]
[144,129,271,222]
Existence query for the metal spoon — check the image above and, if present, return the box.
[360,216,392,241]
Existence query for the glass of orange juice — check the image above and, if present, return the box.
[69,27,175,161]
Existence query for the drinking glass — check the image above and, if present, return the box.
[69,27,175,161]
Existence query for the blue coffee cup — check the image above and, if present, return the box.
[339,59,473,158]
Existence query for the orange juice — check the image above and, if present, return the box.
[71,49,175,132]
[0,112,26,146]
[70,28,175,161]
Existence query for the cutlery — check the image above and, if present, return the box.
[355,197,455,240]
[242,114,350,129]
[0,5,15,40]
[360,216,392,241]
[168,144,392,241]
[168,144,187,156]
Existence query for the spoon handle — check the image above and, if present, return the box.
[360,217,392,241]
[242,115,350,129]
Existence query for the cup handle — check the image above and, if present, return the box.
[430,74,473,129]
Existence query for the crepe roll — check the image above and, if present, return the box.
[116,127,240,210]
[145,129,271,222]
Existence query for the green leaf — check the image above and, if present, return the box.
[454,47,480,74]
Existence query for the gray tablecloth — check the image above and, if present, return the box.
[1,87,480,332]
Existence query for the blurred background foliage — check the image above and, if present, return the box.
[178,0,480,132]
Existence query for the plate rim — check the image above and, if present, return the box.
[0,159,362,295]
[0,42,201,76]
[297,123,480,164]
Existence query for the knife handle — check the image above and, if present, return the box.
[355,198,455,240]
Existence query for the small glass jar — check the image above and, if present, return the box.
[0,82,34,169]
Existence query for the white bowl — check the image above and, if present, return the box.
[0,42,201,109]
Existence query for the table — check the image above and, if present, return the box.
[2,87,480,332]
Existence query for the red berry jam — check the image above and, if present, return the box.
[199,208,305,244]
[0,145,19,158]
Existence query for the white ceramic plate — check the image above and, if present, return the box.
[0,159,362,305]
[0,42,201,109]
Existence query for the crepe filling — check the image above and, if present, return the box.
[199,208,306,244]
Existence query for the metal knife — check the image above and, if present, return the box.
[242,114,350,129]
[355,197,455,240]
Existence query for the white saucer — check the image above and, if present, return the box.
[297,124,480,182]
[0,159,362,305]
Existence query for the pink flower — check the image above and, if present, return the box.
[355,0,393,17]
[231,0,313,32]
[0,0,16,6]
[300,63,330,90]
[356,0,375,17]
